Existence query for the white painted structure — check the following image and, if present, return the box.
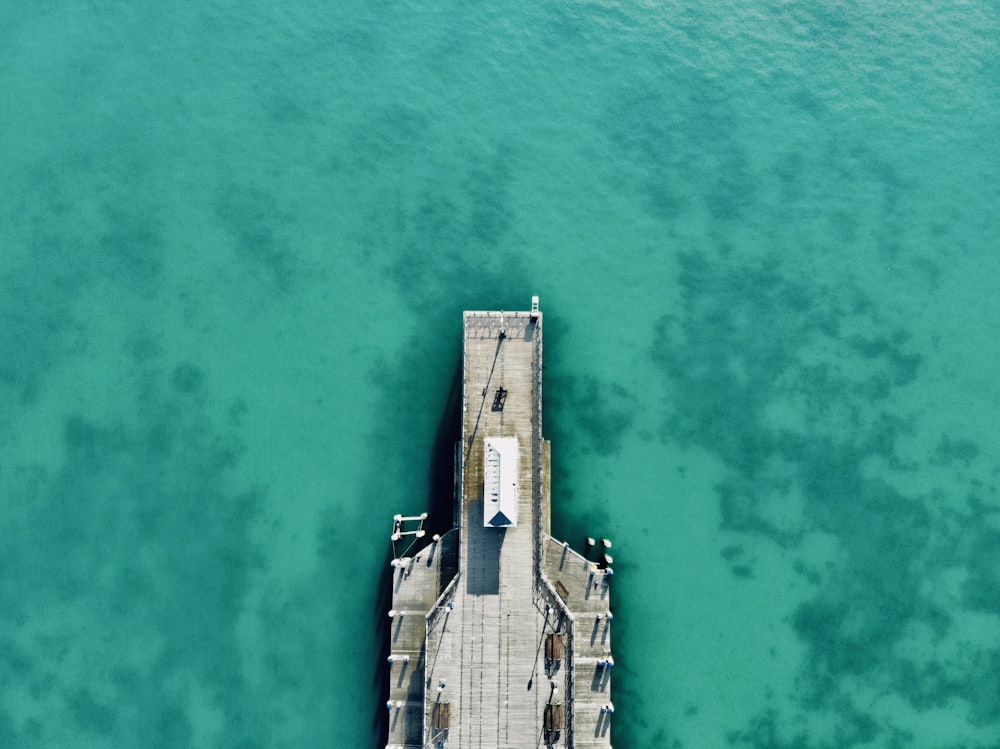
[484,436,518,527]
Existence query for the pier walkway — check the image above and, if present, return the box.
[385,302,614,749]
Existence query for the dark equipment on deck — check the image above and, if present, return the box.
[545,702,564,730]
[491,386,508,412]
[545,633,565,662]
[433,702,450,729]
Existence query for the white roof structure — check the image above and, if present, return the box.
[484,437,518,527]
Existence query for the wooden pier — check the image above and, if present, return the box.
[385,299,615,749]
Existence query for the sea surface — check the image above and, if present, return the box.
[2,2,999,747]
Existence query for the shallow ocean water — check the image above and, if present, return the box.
[1,2,999,747]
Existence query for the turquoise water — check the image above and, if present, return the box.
[2,1,999,746]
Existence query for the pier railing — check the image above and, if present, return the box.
[532,313,544,580]
[530,313,581,746]
[536,559,576,748]
[423,570,462,747]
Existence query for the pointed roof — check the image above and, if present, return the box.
[488,511,513,527]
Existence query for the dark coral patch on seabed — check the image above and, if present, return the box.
[650,246,1000,745]
[0,363,268,745]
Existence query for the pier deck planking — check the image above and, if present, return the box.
[385,305,614,749]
